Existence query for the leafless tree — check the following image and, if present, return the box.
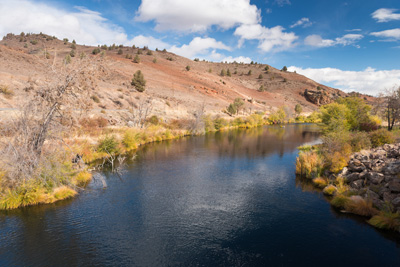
[0,56,101,187]
[127,96,153,128]
[380,87,400,131]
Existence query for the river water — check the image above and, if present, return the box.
[1,124,400,266]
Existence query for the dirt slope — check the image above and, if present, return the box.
[0,32,354,123]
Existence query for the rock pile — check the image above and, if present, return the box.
[341,143,400,212]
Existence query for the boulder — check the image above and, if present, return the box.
[383,162,400,175]
[366,172,385,184]
[389,180,400,193]
[350,179,364,189]
[392,197,400,207]
[348,159,366,172]
[346,172,360,183]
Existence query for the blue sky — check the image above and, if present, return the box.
[0,0,399,95]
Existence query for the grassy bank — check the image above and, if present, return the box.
[0,110,318,210]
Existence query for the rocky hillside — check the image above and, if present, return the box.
[0,32,354,123]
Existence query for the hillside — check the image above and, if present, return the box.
[0,32,350,124]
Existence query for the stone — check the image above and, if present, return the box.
[366,172,385,184]
[383,192,395,202]
[339,167,349,176]
[392,197,400,207]
[383,162,400,175]
[389,180,400,193]
[127,121,134,127]
[350,179,364,189]
[346,172,360,183]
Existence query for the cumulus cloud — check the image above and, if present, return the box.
[370,28,400,40]
[135,0,260,32]
[288,66,400,95]
[127,35,169,50]
[221,56,252,64]
[0,0,170,48]
[0,0,131,45]
[290,18,312,28]
[169,37,231,59]
[304,33,363,47]
[372,8,400,22]
[234,24,298,52]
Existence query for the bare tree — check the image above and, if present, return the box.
[127,96,153,128]
[0,57,100,187]
[380,87,400,131]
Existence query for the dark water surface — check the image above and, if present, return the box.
[1,124,400,266]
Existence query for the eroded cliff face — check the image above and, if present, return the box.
[303,89,340,106]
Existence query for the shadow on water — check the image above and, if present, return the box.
[1,124,400,266]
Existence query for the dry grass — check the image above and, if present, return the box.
[331,194,350,209]
[53,186,77,200]
[312,177,328,188]
[323,185,337,196]
[0,84,14,99]
[295,151,323,179]
[73,171,92,186]
[345,196,379,217]
[368,212,400,231]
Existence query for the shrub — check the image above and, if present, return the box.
[321,131,352,173]
[166,57,173,61]
[118,48,123,55]
[220,69,226,76]
[213,118,228,130]
[331,194,350,209]
[92,48,101,55]
[369,128,395,147]
[350,131,371,152]
[186,65,191,71]
[147,115,159,125]
[248,70,252,75]
[30,40,38,45]
[312,177,328,188]
[70,43,76,50]
[345,197,379,217]
[323,185,337,196]
[368,211,400,231]
[70,49,75,57]
[131,70,146,92]
[295,151,323,179]
[146,50,153,55]
[73,171,92,186]
[203,115,215,132]
[282,66,287,71]
[91,95,100,103]
[152,58,157,63]
[258,74,263,79]
[133,55,141,63]
[258,85,265,92]
[122,130,140,150]
[0,85,14,99]
[227,69,231,77]
[53,186,77,200]
[63,38,69,44]
[64,55,71,64]
[97,135,119,154]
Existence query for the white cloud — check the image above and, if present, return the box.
[0,0,169,48]
[370,28,400,40]
[304,33,363,47]
[135,0,260,32]
[372,8,400,22]
[290,18,312,28]
[221,56,252,64]
[288,66,400,95]
[0,1,129,45]
[234,24,298,52]
[345,29,362,32]
[127,35,169,50]
[169,37,231,58]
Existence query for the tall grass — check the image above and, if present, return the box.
[295,151,323,179]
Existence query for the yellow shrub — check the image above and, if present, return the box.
[312,177,328,188]
[73,171,92,186]
[53,186,77,200]
[368,212,400,231]
[323,185,337,196]
[295,151,323,179]
[345,197,378,217]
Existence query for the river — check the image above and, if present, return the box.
[1,124,400,266]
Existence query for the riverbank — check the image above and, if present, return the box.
[0,112,319,210]
[296,133,400,232]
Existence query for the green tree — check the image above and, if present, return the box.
[295,104,303,115]
[264,65,269,71]
[133,55,141,63]
[282,66,288,72]
[131,70,146,92]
